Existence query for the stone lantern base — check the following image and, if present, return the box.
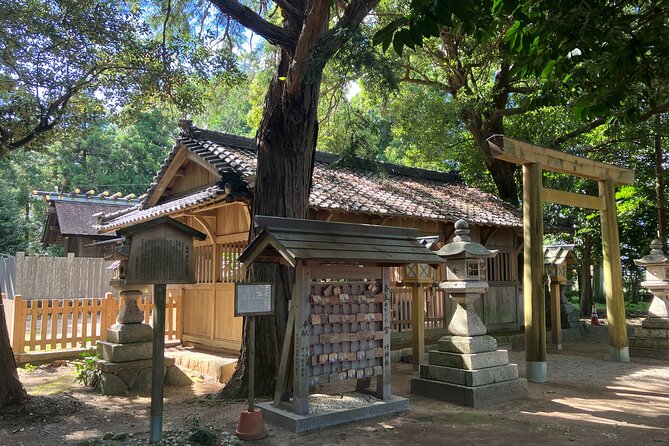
[410,335,527,408]
[630,316,669,360]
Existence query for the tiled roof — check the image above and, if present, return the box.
[99,127,522,231]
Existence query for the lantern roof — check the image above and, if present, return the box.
[634,239,669,266]
[435,219,498,259]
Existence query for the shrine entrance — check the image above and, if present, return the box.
[487,135,635,383]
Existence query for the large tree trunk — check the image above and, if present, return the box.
[579,233,593,317]
[0,298,27,408]
[216,48,323,398]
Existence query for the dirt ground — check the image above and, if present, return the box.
[1,322,668,446]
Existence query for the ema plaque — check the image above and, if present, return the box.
[235,283,274,316]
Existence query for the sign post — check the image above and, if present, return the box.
[234,282,273,441]
[115,217,206,444]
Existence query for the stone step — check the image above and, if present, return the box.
[420,363,518,387]
[411,377,528,408]
[630,346,669,360]
[437,335,497,354]
[642,318,669,329]
[428,349,509,370]
[629,337,669,349]
[97,341,153,363]
[633,328,669,338]
[166,347,238,383]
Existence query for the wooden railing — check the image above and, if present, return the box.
[390,287,447,333]
[2,290,182,353]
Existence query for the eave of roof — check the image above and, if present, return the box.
[99,126,523,232]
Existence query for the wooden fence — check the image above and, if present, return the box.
[1,252,113,300]
[390,287,449,333]
[2,290,182,353]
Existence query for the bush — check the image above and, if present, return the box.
[73,347,100,388]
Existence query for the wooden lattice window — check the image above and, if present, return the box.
[486,251,516,282]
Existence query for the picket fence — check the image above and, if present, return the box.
[2,290,182,353]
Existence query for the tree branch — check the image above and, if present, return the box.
[209,0,297,51]
[274,0,303,23]
[313,0,380,63]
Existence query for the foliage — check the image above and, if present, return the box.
[73,347,100,388]
[20,363,38,372]
[188,429,217,446]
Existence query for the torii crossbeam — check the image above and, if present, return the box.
[487,135,635,383]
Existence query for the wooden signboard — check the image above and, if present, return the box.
[235,282,274,316]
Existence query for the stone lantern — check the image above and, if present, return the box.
[411,219,527,408]
[630,239,669,359]
[435,219,497,336]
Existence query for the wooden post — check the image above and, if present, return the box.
[377,267,392,400]
[149,284,166,444]
[248,316,256,411]
[550,282,562,350]
[523,163,547,382]
[13,295,24,354]
[292,262,311,415]
[599,179,630,362]
[411,284,425,369]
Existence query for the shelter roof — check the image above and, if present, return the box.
[543,244,577,266]
[99,126,523,231]
[239,216,445,267]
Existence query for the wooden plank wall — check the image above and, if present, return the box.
[14,252,114,300]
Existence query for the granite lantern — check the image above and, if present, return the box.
[436,219,497,337]
[411,219,527,408]
[630,239,669,359]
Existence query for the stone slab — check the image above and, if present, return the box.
[642,318,669,329]
[428,349,509,370]
[438,335,497,354]
[257,396,409,433]
[630,347,669,360]
[98,373,128,396]
[420,363,519,387]
[95,357,175,373]
[411,377,528,409]
[106,323,153,344]
[97,341,153,362]
[629,338,669,349]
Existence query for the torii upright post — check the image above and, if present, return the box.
[488,136,634,381]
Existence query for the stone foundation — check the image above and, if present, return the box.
[630,317,669,360]
[411,335,527,408]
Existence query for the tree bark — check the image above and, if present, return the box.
[213,0,380,398]
[655,114,667,250]
[0,298,27,409]
[579,233,593,317]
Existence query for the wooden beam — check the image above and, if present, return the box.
[292,262,311,414]
[542,188,606,210]
[147,146,190,208]
[523,163,547,383]
[488,135,635,184]
[411,284,425,370]
[186,150,221,178]
[550,283,562,351]
[599,179,630,361]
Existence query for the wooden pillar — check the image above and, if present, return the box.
[411,284,425,369]
[149,284,166,444]
[550,282,562,350]
[377,267,392,400]
[599,179,630,362]
[523,163,547,382]
[292,262,311,414]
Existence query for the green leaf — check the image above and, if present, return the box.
[393,32,405,57]
[540,60,557,81]
[372,18,408,50]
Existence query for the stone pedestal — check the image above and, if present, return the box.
[631,240,669,359]
[95,318,191,395]
[411,335,527,408]
[630,313,669,360]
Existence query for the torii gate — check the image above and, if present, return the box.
[487,135,635,383]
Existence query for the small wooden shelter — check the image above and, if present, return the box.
[239,217,443,427]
